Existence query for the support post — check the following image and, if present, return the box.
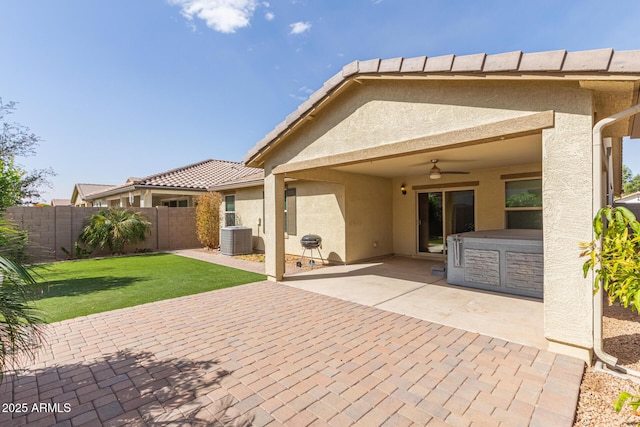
[265,172,285,281]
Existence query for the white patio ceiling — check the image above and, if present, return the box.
[332,133,541,178]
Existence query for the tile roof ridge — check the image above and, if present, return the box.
[138,159,219,182]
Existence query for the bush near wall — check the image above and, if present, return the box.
[195,192,223,249]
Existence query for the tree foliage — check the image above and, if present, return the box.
[580,206,640,310]
[623,165,640,195]
[0,158,24,212]
[79,208,151,255]
[0,256,45,383]
[195,192,223,249]
[0,99,54,206]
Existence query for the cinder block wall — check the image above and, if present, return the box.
[4,206,201,262]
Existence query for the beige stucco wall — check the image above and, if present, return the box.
[345,173,393,262]
[228,181,346,263]
[286,181,346,263]
[541,102,595,354]
[392,162,542,257]
[263,80,583,168]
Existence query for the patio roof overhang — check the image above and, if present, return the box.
[271,110,551,179]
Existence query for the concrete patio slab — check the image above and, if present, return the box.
[3,280,582,426]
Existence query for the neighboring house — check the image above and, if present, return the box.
[71,183,117,206]
[215,48,640,363]
[616,190,640,204]
[83,159,261,208]
[50,199,71,207]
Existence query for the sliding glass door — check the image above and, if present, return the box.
[417,190,475,254]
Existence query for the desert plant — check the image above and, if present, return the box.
[0,255,45,383]
[195,192,223,249]
[79,208,151,255]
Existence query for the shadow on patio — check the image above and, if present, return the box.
[0,349,252,426]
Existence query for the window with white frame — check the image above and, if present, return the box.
[505,178,542,229]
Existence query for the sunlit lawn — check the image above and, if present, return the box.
[30,253,266,323]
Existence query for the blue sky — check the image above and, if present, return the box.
[2,0,640,202]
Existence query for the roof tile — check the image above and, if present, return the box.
[342,60,359,77]
[424,54,455,72]
[451,53,486,72]
[562,48,613,71]
[519,49,567,71]
[610,50,640,73]
[378,57,403,72]
[400,56,427,72]
[358,58,381,73]
[483,51,522,72]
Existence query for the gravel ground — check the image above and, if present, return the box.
[574,303,640,426]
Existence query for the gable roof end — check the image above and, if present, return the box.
[243,48,640,167]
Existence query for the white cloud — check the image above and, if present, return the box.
[289,21,311,35]
[169,0,259,33]
[265,11,275,21]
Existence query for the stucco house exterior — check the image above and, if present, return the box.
[82,159,260,208]
[213,48,640,362]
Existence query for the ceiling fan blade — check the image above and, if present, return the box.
[441,171,470,174]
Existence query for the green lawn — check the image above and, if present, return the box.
[30,253,266,323]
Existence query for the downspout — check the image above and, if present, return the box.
[592,102,640,372]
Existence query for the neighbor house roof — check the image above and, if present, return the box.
[208,170,265,191]
[244,48,640,167]
[50,199,71,206]
[85,159,262,200]
[71,183,117,204]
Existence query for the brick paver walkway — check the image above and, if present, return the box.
[0,281,583,426]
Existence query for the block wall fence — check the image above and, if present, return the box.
[5,206,201,262]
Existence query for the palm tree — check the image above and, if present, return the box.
[0,256,44,382]
[80,208,151,255]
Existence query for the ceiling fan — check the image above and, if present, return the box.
[429,159,470,179]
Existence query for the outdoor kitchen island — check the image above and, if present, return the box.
[446,229,543,299]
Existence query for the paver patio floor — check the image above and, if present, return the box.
[1,281,583,426]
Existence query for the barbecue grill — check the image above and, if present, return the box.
[297,234,324,268]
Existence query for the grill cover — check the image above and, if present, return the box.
[301,234,322,248]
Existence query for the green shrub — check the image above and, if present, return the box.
[79,208,151,255]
